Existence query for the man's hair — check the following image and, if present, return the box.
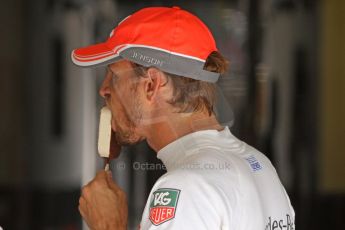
[131,51,229,116]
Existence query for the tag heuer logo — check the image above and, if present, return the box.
[149,188,181,225]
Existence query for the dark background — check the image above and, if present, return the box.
[0,0,344,229]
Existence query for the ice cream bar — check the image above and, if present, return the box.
[98,107,112,159]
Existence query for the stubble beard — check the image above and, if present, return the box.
[114,93,144,146]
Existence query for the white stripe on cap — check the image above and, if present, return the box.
[71,51,120,67]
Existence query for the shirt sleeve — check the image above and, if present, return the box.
[139,169,228,230]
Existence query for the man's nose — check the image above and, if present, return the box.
[99,76,111,98]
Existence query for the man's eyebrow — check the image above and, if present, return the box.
[107,66,114,74]
[107,66,119,77]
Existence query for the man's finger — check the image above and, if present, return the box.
[78,201,87,219]
[79,196,86,207]
[105,171,123,192]
[81,186,90,200]
[95,170,108,180]
[78,205,92,229]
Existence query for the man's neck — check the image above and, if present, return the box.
[144,112,223,152]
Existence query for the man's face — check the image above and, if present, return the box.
[99,60,145,145]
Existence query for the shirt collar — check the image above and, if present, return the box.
[157,126,233,171]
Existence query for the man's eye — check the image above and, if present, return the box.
[112,73,119,83]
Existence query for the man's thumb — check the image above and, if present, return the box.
[106,171,120,191]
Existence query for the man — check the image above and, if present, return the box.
[72,6,295,230]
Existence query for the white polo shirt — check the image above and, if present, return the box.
[140,127,295,229]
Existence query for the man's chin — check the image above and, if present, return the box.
[117,139,144,146]
[115,131,144,146]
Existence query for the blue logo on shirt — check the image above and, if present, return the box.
[245,155,262,172]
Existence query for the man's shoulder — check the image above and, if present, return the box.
[152,162,239,197]
[156,168,207,186]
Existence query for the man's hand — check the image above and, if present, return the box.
[79,171,128,230]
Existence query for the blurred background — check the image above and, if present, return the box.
[1,0,344,229]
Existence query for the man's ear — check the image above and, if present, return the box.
[144,68,165,101]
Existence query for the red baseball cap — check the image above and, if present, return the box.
[71,6,220,82]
